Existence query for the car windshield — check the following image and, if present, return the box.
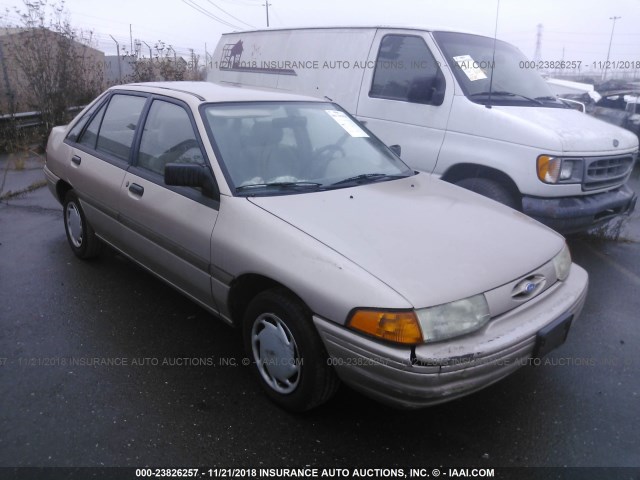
[202,102,414,196]
[433,31,566,108]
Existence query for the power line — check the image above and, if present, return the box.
[270,4,285,27]
[218,0,260,5]
[180,0,242,29]
[204,0,255,28]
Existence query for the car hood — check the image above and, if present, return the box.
[248,174,564,308]
[448,96,639,153]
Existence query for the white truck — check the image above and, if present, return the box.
[209,26,638,233]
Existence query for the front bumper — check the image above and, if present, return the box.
[522,184,637,234]
[313,264,588,409]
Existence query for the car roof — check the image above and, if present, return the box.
[113,81,324,104]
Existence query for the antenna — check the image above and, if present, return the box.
[486,0,500,109]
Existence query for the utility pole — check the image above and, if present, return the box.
[603,16,621,81]
[130,24,133,53]
[263,2,271,27]
[533,24,542,64]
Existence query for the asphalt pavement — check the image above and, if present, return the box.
[0,154,639,477]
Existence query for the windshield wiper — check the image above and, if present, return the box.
[469,91,543,105]
[235,181,322,194]
[328,173,407,187]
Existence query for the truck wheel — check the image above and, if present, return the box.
[243,288,339,412]
[455,178,519,209]
[63,191,102,259]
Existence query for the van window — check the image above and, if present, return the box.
[433,31,564,108]
[370,35,444,106]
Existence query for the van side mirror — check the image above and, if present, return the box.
[389,144,402,157]
[165,163,220,199]
[558,98,586,113]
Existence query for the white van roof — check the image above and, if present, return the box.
[221,25,488,37]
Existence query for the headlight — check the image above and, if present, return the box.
[553,243,572,281]
[416,294,490,343]
[537,156,583,184]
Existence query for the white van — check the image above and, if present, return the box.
[209,26,638,233]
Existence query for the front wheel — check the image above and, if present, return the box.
[243,289,339,412]
[455,177,519,210]
[63,191,102,259]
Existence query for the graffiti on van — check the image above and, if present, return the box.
[218,39,297,75]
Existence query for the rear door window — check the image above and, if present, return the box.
[93,94,147,161]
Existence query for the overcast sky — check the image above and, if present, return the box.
[2,0,640,70]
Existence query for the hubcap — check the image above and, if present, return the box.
[251,313,301,394]
[65,202,83,248]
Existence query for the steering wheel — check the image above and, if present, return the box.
[161,139,201,163]
[309,144,345,177]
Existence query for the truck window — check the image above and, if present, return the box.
[370,35,445,106]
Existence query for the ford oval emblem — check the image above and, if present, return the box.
[613,139,619,147]
[512,275,546,299]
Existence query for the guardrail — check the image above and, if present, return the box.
[0,106,84,129]
[0,110,43,129]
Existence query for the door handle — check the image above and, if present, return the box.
[71,155,81,165]
[129,183,144,196]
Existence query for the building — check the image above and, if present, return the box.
[0,27,105,114]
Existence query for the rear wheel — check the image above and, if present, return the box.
[63,191,101,259]
[455,177,519,209]
[243,288,339,412]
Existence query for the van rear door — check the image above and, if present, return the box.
[355,30,454,173]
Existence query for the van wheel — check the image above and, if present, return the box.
[455,178,519,210]
[243,288,339,412]
[63,191,101,259]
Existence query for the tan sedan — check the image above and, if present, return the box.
[44,82,588,411]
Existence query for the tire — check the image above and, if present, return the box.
[455,177,519,209]
[63,191,102,259]
[243,288,339,412]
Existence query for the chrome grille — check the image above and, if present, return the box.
[583,155,635,191]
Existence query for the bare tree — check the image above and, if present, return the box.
[4,0,104,140]
[123,40,205,83]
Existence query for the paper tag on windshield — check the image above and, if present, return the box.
[325,110,369,137]
[453,55,488,81]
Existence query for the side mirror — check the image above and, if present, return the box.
[165,163,219,199]
[558,98,586,113]
[389,144,401,157]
